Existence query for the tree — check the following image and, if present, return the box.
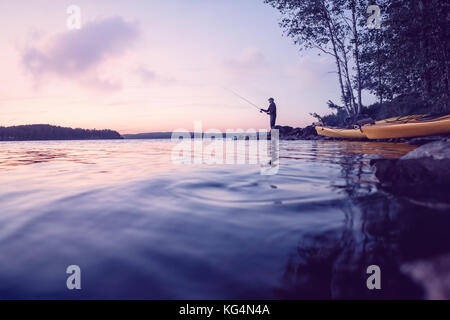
[359,0,449,112]
[267,0,450,118]
[265,0,368,116]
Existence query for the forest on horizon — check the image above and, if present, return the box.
[0,124,122,141]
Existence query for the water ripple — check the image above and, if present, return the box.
[1,139,447,299]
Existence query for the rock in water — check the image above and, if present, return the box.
[401,139,450,160]
[274,125,320,140]
[301,125,319,139]
[371,140,450,204]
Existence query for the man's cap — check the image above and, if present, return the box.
[268,97,274,101]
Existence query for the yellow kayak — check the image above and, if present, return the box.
[315,126,367,139]
[362,114,450,139]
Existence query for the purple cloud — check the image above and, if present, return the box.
[21,16,139,89]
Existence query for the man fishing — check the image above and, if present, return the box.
[260,98,277,129]
[225,88,277,129]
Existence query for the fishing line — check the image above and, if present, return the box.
[223,87,262,111]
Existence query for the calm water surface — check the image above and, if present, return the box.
[0,139,449,299]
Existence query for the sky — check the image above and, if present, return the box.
[0,0,348,134]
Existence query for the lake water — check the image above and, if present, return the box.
[0,139,449,299]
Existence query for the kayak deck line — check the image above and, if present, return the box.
[315,126,367,139]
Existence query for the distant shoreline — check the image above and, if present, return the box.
[0,128,269,141]
[122,132,268,140]
[0,124,122,141]
[0,138,126,142]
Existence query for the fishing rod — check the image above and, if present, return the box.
[224,87,264,112]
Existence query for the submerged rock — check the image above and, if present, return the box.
[371,140,450,204]
[402,253,450,300]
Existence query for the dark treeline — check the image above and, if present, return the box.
[265,0,449,125]
[0,124,123,141]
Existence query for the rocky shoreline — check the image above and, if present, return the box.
[275,124,450,145]
[275,125,321,140]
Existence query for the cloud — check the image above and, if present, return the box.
[137,66,176,85]
[21,16,139,90]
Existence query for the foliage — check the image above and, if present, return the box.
[265,0,450,122]
[317,95,435,127]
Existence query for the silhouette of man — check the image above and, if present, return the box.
[261,98,277,129]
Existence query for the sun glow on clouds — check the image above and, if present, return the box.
[21,16,139,91]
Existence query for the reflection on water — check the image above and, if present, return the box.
[0,139,448,299]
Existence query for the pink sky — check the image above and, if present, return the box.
[0,0,347,134]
